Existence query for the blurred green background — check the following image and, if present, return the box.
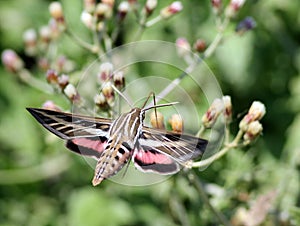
[0,0,300,225]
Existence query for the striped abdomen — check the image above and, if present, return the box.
[92,108,143,186]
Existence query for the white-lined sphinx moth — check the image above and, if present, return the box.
[27,104,207,186]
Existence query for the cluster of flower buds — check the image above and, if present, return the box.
[202,97,232,128]
[239,101,266,144]
[160,1,183,19]
[45,69,81,104]
[1,49,24,73]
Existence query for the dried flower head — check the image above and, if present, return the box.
[64,84,80,102]
[94,93,109,110]
[102,82,115,105]
[95,3,112,20]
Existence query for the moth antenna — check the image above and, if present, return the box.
[142,102,179,113]
[111,84,134,108]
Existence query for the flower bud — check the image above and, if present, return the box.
[94,93,109,110]
[150,111,165,129]
[118,1,130,21]
[99,62,113,82]
[202,98,224,128]
[23,29,37,56]
[46,69,59,84]
[160,1,183,19]
[239,101,266,131]
[225,0,246,18]
[102,0,115,7]
[169,114,183,133]
[145,0,157,15]
[235,17,256,35]
[58,74,69,89]
[1,49,24,73]
[49,19,62,38]
[38,57,50,71]
[49,2,64,22]
[113,71,125,90]
[211,0,222,14]
[176,38,191,57]
[243,121,263,144]
[39,26,52,49]
[64,84,80,102]
[223,95,232,123]
[81,11,94,29]
[102,82,114,105]
[83,0,96,13]
[193,39,206,52]
[42,100,62,111]
[95,3,112,20]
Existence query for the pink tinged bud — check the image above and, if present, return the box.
[223,95,232,123]
[118,1,130,20]
[235,17,256,35]
[160,1,183,19]
[211,0,222,10]
[58,74,69,89]
[46,69,59,84]
[239,101,266,131]
[64,84,80,102]
[202,98,224,128]
[230,0,246,10]
[150,111,165,129]
[145,0,157,15]
[42,100,62,111]
[169,114,183,133]
[49,19,62,38]
[243,121,263,143]
[248,101,266,121]
[81,11,94,29]
[176,38,191,57]
[99,62,113,81]
[193,39,206,52]
[1,49,24,73]
[113,71,125,90]
[226,0,246,17]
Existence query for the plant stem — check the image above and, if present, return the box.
[187,171,232,226]
[192,129,244,168]
[65,29,98,53]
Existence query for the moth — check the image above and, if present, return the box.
[27,100,208,186]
